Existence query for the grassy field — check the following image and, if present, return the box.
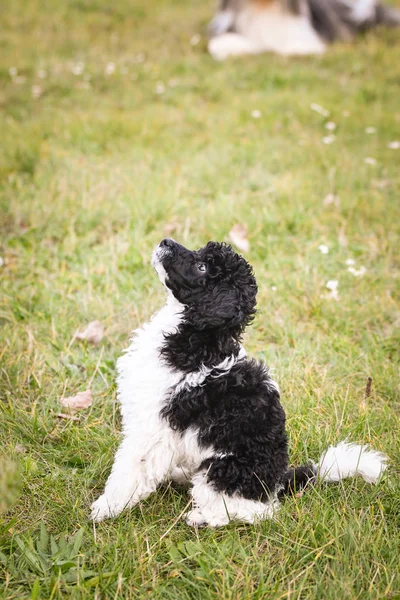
[1,0,400,597]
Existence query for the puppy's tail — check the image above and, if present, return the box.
[279,441,388,497]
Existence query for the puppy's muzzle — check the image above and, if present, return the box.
[151,238,178,276]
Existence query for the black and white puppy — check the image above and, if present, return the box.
[91,240,387,527]
[208,0,400,59]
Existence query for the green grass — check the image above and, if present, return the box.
[1,0,400,597]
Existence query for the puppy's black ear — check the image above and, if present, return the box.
[186,283,254,331]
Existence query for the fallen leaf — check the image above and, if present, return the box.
[15,444,27,453]
[76,320,104,345]
[229,224,250,253]
[60,389,93,414]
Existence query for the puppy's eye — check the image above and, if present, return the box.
[196,263,207,273]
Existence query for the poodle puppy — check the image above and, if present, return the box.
[91,239,387,527]
[208,0,400,59]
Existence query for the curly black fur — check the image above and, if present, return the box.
[157,239,304,502]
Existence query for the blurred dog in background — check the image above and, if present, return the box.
[208,0,400,59]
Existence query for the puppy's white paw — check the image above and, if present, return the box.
[208,37,232,61]
[90,495,122,522]
[208,34,257,61]
[185,509,208,528]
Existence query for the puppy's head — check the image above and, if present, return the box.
[152,239,257,331]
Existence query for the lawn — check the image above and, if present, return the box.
[1,0,400,597]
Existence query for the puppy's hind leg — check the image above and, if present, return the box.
[91,435,175,522]
[208,33,260,61]
[186,470,279,528]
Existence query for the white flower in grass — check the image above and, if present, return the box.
[190,34,201,46]
[322,135,335,145]
[325,279,339,300]
[37,69,47,79]
[318,244,329,254]
[271,286,277,291]
[325,122,336,131]
[155,81,165,94]
[326,280,338,291]
[345,258,356,266]
[0,257,4,267]
[364,157,377,165]
[32,85,42,98]
[9,67,17,77]
[72,62,84,75]
[251,110,261,119]
[348,266,366,277]
[388,141,400,150]
[105,62,116,75]
[310,103,330,117]
[365,127,376,134]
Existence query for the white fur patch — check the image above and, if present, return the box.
[209,32,260,60]
[91,297,186,521]
[174,345,247,394]
[316,441,388,484]
[151,247,170,287]
[187,470,279,527]
[351,0,376,23]
[208,2,326,59]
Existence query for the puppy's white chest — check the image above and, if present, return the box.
[237,4,325,55]
[116,300,183,424]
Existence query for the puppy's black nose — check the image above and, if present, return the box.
[160,238,174,248]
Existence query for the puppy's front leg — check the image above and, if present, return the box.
[90,436,173,522]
